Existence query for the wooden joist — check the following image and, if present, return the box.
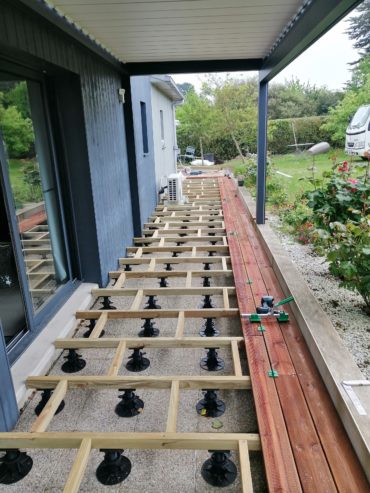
[142,227,226,235]
[91,287,236,297]
[75,309,239,320]
[109,269,233,280]
[0,432,261,451]
[55,336,244,349]
[133,235,225,244]
[27,375,251,390]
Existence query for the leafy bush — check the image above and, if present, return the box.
[0,104,34,158]
[233,158,262,186]
[305,158,370,307]
[22,162,43,203]
[326,218,370,309]
[279,199,314,243]
[306,161,368,228]
[266,180,288,207]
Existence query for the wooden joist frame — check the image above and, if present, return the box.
[1,178,261,493]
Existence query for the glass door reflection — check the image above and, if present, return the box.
[0,75,69,313]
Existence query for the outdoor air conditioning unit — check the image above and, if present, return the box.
[167,173,184,204]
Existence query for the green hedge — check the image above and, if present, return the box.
[177,116,334,161]
[267,116,332,154]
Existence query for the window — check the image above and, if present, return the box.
[0,76,70,315]
[160,109,165,148]
[140,101,149,154]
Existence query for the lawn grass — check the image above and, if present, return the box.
[224,149,363,202]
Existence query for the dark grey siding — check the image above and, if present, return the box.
[131,76,157,225]
[0,0,134,286]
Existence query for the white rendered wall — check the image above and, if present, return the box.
[151,86,178,192]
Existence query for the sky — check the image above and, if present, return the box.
[171,13,359,92]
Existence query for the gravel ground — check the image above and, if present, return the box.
[268,215,370,380]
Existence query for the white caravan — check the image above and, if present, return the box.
[345,104,370,159]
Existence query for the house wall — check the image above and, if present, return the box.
[0,0,135,287]
[151,85,178,192]
[130,76,157,225]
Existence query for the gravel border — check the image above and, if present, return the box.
[268,215,370,380]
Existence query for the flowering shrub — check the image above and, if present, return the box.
[305,159,370,309]
[279,199,314,243]
[305,161,368,228]
[326,217,370,310]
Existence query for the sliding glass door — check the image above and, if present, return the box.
[0,66,73,359]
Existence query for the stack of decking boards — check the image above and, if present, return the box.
[0,176,368,492]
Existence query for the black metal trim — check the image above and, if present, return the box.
[260,0,363,83]
[122,75,142,237]
[125,59,263,76]
[346,130,366,136]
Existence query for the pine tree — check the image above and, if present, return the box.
[346,0,370,59]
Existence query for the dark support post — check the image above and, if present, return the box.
[122,75,141,237]
[256,79,268,225]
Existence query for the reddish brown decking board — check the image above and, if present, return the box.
[218,176,369,493]
[18,210,47,233]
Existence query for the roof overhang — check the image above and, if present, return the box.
[150,75,184,103]
[18,0,363,82]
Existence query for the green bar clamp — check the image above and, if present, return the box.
[257,325,266,332]
[249,313,261,323]
[268,369,278,378]
[274,295,294,308]
[277,310,289,322]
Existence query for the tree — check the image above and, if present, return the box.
[176,90,215,162]
[177,82,195,96]
[0,102,34,158]
[346,0,370,59]
[268,78,343,120]
[4,81,30,118]
[322,56,370,145]
[206,76,258,162]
